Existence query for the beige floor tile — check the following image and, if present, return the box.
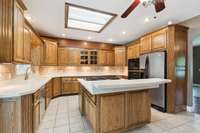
[54,125,69,133]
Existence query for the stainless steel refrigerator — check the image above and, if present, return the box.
[140,52,167,112]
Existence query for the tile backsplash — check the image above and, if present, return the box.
[0,64,16,80]
[0,64,128,81]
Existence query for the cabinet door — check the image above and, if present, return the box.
[58,47,69,65]
[98,50,107,65]
[151,29,167,51]
[45,81,52,109]
[33,103,40,132]
[24,26,31,63]
[140,35,151,54]
[44,40,58,65]
[127,43,140,59]
[52,78,61,97]
[115,47,126,66]
[14,3,24,62]
[68,48,80,66]
[62,78,80,94]
[106,51,115,66]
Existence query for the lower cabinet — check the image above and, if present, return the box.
[52,78,61,97]
[62,78,80,94]
[45,81,53,109]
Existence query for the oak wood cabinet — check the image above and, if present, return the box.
[58,47,80,66]
[140,35,151,54]
[127,43,140,59]
[33,90,40,133]
[31,32,44,66]
[23,25,32,63]
[45,81,52,109]
[115,46,126,66]
[43,39,58,65]
[98,50,115,66]
[151,28,167,51]
[52,78,61,97]
[62,78,80,94]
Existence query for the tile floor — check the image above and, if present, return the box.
[37,95,200,133]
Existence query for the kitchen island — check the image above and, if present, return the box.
[78,78,171,133]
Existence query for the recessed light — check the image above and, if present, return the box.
[168,21,172,25]
[109,39,113,42]
[145,17,150,22]
[62,34,66,37]
[122,31,126,35]
[88,36,92,40]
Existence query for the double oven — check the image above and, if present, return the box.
[128,58,143,79]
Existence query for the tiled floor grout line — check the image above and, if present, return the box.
[53,101,59,133]
[67,98,72,133]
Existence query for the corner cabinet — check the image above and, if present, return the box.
[151,28,167,51]
[43,39,58,65]
[140,35,151,54]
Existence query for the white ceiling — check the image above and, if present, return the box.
[23,0,200,44]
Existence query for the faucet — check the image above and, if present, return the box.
[25,67,31,80]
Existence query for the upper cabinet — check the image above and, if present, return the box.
[115,46,126,66]
[127,43,140,59]
[0,0,32,64]
[14,2,25,62]
[140,35,151,54]
[43,39,58,65]
[98,50,115,66]
[23,25,32,63]
[151,28,167,51]
[31,32,44,66]
[58,47,80,66]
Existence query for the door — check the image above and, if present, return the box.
[14,3,24,62]
[115,47,126,66]
[106,51,115,66]
[140,35,151,54]
[151,29,167,51]
[52,78,61,97]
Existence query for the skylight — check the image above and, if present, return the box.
[65,3,116,33]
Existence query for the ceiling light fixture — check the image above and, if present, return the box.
[88,36,92,40]
[122,31,126,35]
[62,34,66,37]
[25,14,32,20]
[109,39,113,42]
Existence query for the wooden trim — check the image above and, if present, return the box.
[16,0,27,10]
[64,3,117,33]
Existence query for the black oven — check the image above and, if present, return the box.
[128,58,139,70]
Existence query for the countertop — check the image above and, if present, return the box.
[78,78,171,95]
[0,73,125,98]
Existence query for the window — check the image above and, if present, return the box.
[65,3,117,33]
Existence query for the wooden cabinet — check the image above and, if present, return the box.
[115,46,126,66]
[98,50,115,66]
[62,78,80,94]
[31,32,44,66]
[45,81,52,109]
[151,29,167,51]
[140,35,151,54]
[23,25,31,63]
[33,90,40,133]
[52,78,61,97]
[58,47,80,66]
[127,43,140,59]
[14,1,25,62]
[43,39,58,65]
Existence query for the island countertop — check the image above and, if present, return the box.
[78,78,171,95]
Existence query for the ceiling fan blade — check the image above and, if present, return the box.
[155,0,165,13]
[121,0,141,18]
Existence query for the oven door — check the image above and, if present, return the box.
[128,58,139,70]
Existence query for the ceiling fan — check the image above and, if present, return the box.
[121,0,166,18]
